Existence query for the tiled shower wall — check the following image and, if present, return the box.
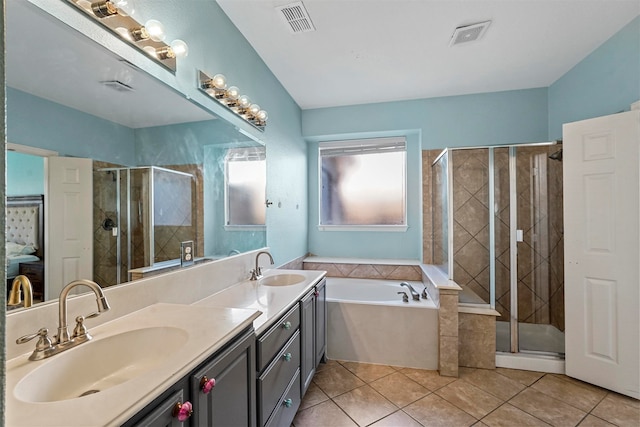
[422,147,564,332]
[93,162,203,288]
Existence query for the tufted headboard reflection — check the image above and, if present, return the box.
[6,195,44,258]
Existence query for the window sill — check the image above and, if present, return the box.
[224,225,266,232]
[317,225,408,232]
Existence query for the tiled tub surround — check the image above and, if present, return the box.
[325,277,438,370]
[304,258,462,376]
[304,256,422,281]
[5,248,326,425]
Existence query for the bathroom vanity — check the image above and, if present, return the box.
[5,261,327,427]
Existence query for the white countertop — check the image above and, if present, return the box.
[194,269,327,335]
[6,268,325,426]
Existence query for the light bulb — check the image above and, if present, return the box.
[212,74,227,89]
[226,86,240,100]
[114,0,135,16]
[170,40,188,58]
[257,110,268,122]
[144,19,166,42]
[249,104,261,116]
[115,27,133,41]
[238,95,251,108]
[142,45,158,58]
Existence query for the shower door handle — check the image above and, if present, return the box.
[516,229,524,242]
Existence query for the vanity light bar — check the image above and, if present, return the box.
[65,0,189,73]
[198,70,268,132]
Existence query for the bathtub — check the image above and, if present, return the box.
[326,278,439,369]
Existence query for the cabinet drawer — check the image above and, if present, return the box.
[258,331,300,426]
[257,304,299,371]
[265,369,301,427]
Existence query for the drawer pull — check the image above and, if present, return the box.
[314,290,319,297]
[282,321,292,330]
[283,398,293,408]
[283,352,292,362]
[200,375,216,394]
[172,401,193,421]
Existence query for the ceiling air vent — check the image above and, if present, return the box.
[276,1,315,34]
[100,80,134,92]
[450,21,491,46]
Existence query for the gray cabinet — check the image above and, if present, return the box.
[190,328,256,426]
[256,304,301,427]
[300,279,327,396]
[131,389,187,427]
[315,279,327,366]
[124,327,255,427]
[300,289,316,395]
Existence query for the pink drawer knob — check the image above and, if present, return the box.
[172,401,193,421]
[200,376,216,394]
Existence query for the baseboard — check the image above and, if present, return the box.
[496,352,565,374]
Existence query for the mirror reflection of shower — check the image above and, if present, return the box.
[93,166,198,286]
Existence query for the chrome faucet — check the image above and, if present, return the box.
[251,250,274,280]
[8,275,34,308]
[400,282,420,301]
[16,279,110,361]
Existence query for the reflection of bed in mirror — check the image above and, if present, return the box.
[6,195,45,303]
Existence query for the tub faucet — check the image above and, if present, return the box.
[251,251,274,280]
[400,282,420,301]
[8,275,34,308]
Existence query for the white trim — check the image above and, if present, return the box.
[224,225,266,232]
[7,142,58,157]
[317,225,408,232]
[496,352,565,374]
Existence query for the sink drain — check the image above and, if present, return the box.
[79,389,100,397]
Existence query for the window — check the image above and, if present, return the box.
[319,137,406,230]
[225,147,266,228]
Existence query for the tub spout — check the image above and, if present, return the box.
[400,282,420,301]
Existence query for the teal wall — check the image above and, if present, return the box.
[21,0,308,266]
[548,17,640,139]
[7,88,136,165]
[6,151,44,196]
[302,88,549,259]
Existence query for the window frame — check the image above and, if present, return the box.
[317,137,408,232]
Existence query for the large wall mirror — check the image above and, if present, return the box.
[5,0,267,309]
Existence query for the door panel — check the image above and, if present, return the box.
[45,156,93,299]
[564,110,639,399]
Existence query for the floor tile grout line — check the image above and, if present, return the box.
[532,373,608,415]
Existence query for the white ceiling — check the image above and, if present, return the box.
[217,0,640,110]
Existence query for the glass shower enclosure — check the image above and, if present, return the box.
[93,166,198,286]
[432,142,564,357]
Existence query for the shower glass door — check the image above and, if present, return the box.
[492,144,564,356]
[514,145,565,355]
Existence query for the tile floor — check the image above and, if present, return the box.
[293,360,640,427]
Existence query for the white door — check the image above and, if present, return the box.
[563,110,639,399]
[45,157,93,300]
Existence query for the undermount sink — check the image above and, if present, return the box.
[259,273,306,287]
[14,326,188,403]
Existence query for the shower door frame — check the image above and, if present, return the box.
[445,141,563,357]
